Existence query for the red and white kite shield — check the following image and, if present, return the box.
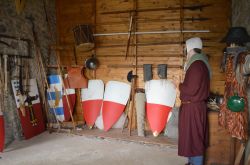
[145,80,176,136]
[102,81,130,131]
[81,80,104,128]
[63,88,76,122]
[0,110,4,152]
[95,111,127,130]
[11,79,45,139]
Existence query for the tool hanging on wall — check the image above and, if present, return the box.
[125,12,135,59]
[18,61,26,116]
[135,17,210,23]
[157,64,168,79]
[143,64,153,82]
[85,54,99,70]
[101,4,212,14]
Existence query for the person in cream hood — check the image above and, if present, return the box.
[177,37,211,165]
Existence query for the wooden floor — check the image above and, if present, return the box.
[72,128,178,149]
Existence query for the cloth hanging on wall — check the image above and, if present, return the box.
[219,52,248,141]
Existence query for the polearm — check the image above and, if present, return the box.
[93,30,210,37]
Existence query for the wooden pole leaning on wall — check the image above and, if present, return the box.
[127,0,138,136]
[54,50,76,130]
[26,16,59,131]
[26,16,76,131]
[125,13,134,60]
[34,34,60,131]
[234,142,246,165]
[133,0,138,133]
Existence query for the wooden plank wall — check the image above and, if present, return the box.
[56,0,230,121]
[56,0,230,122]
[206,111,232,165]
[56,0,230,93]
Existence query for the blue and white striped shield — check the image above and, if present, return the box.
[47,75,64,122]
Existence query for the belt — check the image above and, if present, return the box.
[181,101,191,104]
[181,100,205,104]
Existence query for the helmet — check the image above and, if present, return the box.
[85,57,99,70]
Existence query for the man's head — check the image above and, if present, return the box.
[185,37,203,59]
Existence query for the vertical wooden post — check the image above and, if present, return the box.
[55,52,76,130]
[131,0,138,131]
[230,138,236,165]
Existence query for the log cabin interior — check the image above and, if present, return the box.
[0,0,250,165]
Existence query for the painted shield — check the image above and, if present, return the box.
[47,75,64,122]
[11,79,45,139]
[0,111,4,152]
[63,88,76,122]
[102,81,131,131]
[95,111,126,130]
[81,80,104,128]
[145,79,176,136]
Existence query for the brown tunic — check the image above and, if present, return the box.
[178,60,210,157]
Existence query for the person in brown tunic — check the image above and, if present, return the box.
[178,37,211,165]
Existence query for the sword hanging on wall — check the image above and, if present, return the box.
[101,4,212,14]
